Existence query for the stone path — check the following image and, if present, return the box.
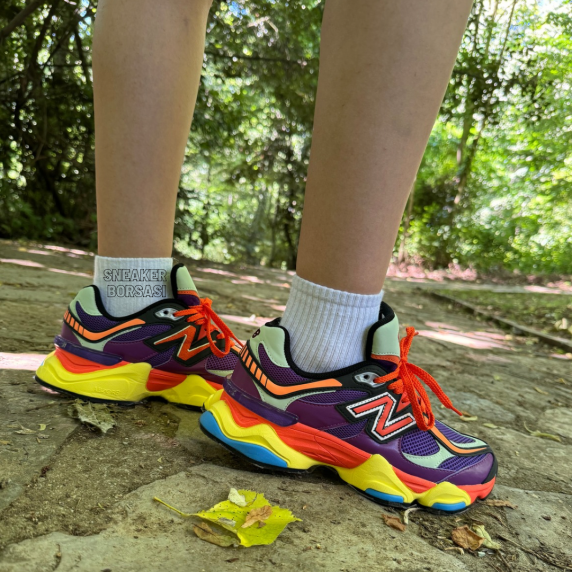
[0,240,571,572]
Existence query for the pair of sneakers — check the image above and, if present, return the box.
[36,264,496,513]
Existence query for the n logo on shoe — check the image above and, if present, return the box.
[346,393,415,442]
[153,324,210,361]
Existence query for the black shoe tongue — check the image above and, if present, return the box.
[171,264,200,306]
[366,302,401,371]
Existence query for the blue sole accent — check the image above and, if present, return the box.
[200,411,288,468]
[431,501,467,512]
[365,489,405,503]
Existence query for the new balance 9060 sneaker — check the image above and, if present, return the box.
[35,264,241,408]
[200,302,497,513]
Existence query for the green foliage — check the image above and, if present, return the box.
[0,0,570,273]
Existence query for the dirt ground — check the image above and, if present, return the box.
[0,239,571,572]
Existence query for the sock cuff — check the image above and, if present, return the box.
[288,275,383,309]
[95,256,173,268]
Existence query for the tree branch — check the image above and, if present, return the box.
[0,0,47,43]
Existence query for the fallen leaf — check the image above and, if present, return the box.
[459,412,478,422]
[228,488,248,507]
[193,522,236,547]
[556,378,569,385]
[524,423,561,442]
[241,505,273,528]
[68,400,115,434]
[14,425,35,435]
[445,546,465,555]
[402,507,419,525]
[534,386,549,395]
[153,497,192,518]
[0,440,11,446]
[451,525,484,550]
[194,490,301,547]
[483,423,498,429]
[38,424,47,431]
[484,499,518,509]
[382,514,406,532]
[472,524,501,550]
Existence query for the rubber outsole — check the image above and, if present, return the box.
[200,395,496,515]
[34,351,221,409]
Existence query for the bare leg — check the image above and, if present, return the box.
[93,0,211,257]
[296,0,473,294]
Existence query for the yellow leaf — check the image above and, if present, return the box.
[534,386,548,395]
[194,490,301,547]
[524,423,561,442]
[193,522,236,547]
[472,524,501,550]
[483,423,498,429]
[38,424,47,431]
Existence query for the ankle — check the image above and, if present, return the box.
[281,275,383,373]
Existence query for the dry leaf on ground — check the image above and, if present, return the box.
[193,522,237,547]
[382,514,406,532]
[403,507,419,525]
[472,524,501,550]
[445,546,465,555]
[242,505,273,528]
[524,423,561,442]
[68,400,116,434]
[228,488,248,507]
[14,425,35,435]
[484,499,518,509]
[459,415,478,422]
[483,423,498,429]
[451,525,484,550]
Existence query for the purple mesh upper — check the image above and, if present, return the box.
[401,429,440,456]
[438,454,487,471]
[75,302,119,332]
[112,324,170,342]
[258,346,310,385]
[300,390,367,404]
[435,420,475,444]
[206,351,239,372]
[326,420,367,440]
[146,346,175,367]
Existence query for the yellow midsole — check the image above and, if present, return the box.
[205,391,472,508]
[36,351,218,407]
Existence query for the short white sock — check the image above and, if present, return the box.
[93,256,173,317]
[281,275,383,373]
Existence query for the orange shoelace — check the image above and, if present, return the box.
[375,327,461,431]
[174,297,243,358]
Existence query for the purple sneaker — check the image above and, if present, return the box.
[35,264,241,408]
[200,302,497,513]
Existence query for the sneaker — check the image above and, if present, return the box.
[200,302,496,513]
[35,264,242,408]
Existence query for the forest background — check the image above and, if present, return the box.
[1,0,571,276]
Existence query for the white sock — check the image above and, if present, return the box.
[93,256,173,317]
[281,275,383,373]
